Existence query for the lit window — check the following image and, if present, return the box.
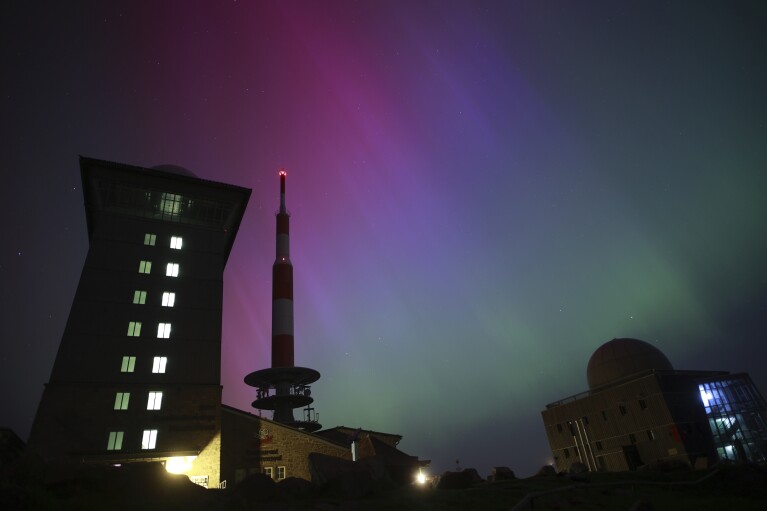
[161,292,175,307]
[160,193,182,215]
[127,321,142,337]
[647,429,655,440]
[147,391,163,410]
[152,356,167,373]
[264,467,274,479]
[133,290,147,304]
[121,356,136,373]
[276,466,286,480]
[144,233,156,246]
[107,431,124,450]
[139,260,152,274]
[114,392,130,410]
[170,236,183,250]
[157,323,171,339]
[142,429,158,449]
[166,263,179,277]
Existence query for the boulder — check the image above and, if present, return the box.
[535,465,556,477]
[309,452,366,485]
[308,452,375,499]
[568,471,590,483]
[569,462,588,474]
[322,469,374,499]
[229,473,277,503]
[628,499,656,511]
[277,476,317,498]
[436,470,474,490]
[491,466,516,481]
[568,462,590,482]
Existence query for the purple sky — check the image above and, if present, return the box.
[2,1,767,476]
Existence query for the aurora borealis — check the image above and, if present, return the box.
[2,1,766,476]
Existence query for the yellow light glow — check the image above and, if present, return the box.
[165,455,197,474]
[416,470,427,485]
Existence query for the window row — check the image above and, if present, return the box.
[144,233,183,250]
[126,322,173,338]
[138,261,180,277]
[107,429,158,451]
[554,399,653,433]
[121,356,167,373]
[112,391,164,410]
[133,290,176,307]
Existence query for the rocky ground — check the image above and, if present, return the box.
[2,454,766,511]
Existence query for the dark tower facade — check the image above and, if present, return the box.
[29,157,250,487]
[245,170,321,432]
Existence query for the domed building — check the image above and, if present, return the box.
[541,338,767,472]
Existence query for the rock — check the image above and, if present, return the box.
[309,452,367,485]
[693,457,709,470]
[628,499,655,511]
[436,470,474,490]
[308,452,375,499]
[230,473,277,503]
[568,462,588,474]
[568,471,590,483]
[649,459,690,472]
[277,476,317,498]
[535,465,556,477]
[491,466,516,481]
[322,469,374,499]
[463,468,483,483]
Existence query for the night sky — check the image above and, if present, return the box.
[2,1,767,477]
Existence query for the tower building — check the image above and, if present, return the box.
[28,157,426,487]
[29,157,250,487]
[245,170,322,432]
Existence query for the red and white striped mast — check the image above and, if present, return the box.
[245,169,321,431]
[272,169,294,368]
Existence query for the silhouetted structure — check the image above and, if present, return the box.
[28,158,426,488]
[28,157,251,488]
[244,171,322,432]
[542,338,767,472]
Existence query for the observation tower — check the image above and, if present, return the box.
[244,170,321,432]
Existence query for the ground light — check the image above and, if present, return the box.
[165,456,197,474]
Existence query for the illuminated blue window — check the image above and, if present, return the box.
[698,378,767,463]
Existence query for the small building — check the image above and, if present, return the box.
[221,406,351,484]
[542,338,767,472]
[317,427,429,484]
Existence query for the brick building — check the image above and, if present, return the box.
[542,338,767,472]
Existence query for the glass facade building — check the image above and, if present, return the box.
[699,375,767,464]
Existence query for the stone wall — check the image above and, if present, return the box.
[221,407,350,484]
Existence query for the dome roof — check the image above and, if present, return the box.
[586,338,673,390]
